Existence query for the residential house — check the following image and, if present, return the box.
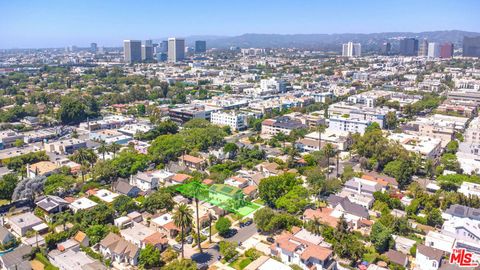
[35,195,69,221]
[69,197,98,213]
[92,189,119,203]
[113,180,140,198]
[26,161,59,178]
[120,222,156,248]
[328,195,370,228]
[0,226,14,246]
[224,176,249,189]
[99,232,139,266]
[151,213,180,238]
[130,170,172,191]
[458,182,480,198]
[361,171,399,190]
[0,245,32,270]
[74,231,89,247]
[425,231,455,254]
[170,173,192,185]
[392,235,416,254]
[245,256,292,270]
[7,212,44,237]
[414,244,444,270]
[270,228,335,270]
[48,248,106,270]
[384,249,408,268]
[179,154,206,170]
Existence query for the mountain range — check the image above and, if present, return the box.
[157,30,480,51]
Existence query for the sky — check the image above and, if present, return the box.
[1,0,479,49]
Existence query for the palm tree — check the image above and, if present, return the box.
[71,148,97,182]
[189,181,204,254]
[109,142,121,159]
[311,216,322,235]
[323,143,335,180]
[317,124,326,152]
[173,203,193,259]
[208,212,214,243]
[98,141,108,160]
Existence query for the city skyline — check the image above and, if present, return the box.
[1,0,480,49]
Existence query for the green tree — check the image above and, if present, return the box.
[426,208,443,228]
[144,188,175,213]
[223,143,239,158]
[385,111,397,130]
[440,153,461,172]
[275,186,310,214]
[0,174,18,201]
[85,224,117,245]
[112,195,138,214]
[258,173,299,207]
[219,241,238,261]
[139,244,161,268]
[445,140,459,154]
[215,217,231,236]
[173,203,193,259]
[14,139,24,148]
[43,174,76,195]
[371,222,393,253]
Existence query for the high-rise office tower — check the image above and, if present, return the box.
[418,39,428,56]
[123,40,142,63]
[381,42,391,55]
[195,40,207,53]
[141,45,154,61]
[141,40,154,61]
[463,36,480,57]
[90,43,97,53]
[168,38,185,62]
[159,40,168,53]
[399,38,419,56]
[440,42,454,58]
[342,42,361,57]
[427,42,440,58]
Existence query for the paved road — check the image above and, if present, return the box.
[225,223,258,244]
[191,244,220,267]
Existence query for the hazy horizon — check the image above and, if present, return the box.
[1,0,479,49]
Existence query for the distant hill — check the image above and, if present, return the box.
[159,30,480,51]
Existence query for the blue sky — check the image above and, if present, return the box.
[1,0,479,49]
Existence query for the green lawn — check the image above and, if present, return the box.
[229,256,253,270]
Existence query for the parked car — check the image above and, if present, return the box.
[266,237,275,243]
[201,228,209,236]
[186,235,193,244]
[173,244,182,251]
[244,219,253,226]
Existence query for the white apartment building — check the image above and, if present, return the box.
[388,133,442,160]
[210,111,248,131]
[459,116,480,156]
[327,116,371,134]
[458,182,480,198]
